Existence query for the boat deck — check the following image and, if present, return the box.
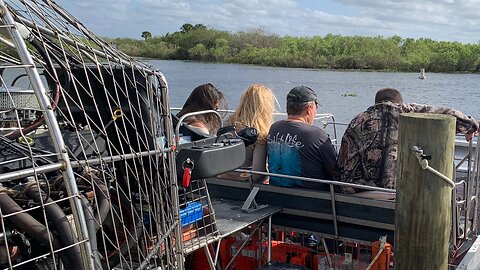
[213,198,282,236]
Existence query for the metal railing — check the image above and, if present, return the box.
[174,109,222,145]
[220,134,479,244]
[171,107,347,149]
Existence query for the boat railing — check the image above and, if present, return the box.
[453,135,480,242]
[208,133,479,250]
[209,169,396,246]
[174,109,222,145]
[230,169,395,240]
[234,169,396,239]
[171,107,347,149]
[172,105,479,241]
[234,169,395,194]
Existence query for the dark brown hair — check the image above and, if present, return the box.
[375,88,403,104]
[177,83,225,134]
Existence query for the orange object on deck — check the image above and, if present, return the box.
[370,240,391,270]
[232,241,267,270]
[219,237,236,269]
[290,251,309,267]
[269,242,312,267]
[185,245,214,270]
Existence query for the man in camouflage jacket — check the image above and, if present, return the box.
[335,88,479,193]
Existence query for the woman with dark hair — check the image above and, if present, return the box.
[177,83,225,135]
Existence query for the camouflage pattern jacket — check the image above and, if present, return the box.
[335,102,478,193]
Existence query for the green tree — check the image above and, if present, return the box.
[193,24,207,30]
[180,23,194,33]
[110,25,480,73]
[141,31,152,40]
[210,38,230,62]
[188,44,208,60]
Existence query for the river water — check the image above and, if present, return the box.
[149,60,480,135]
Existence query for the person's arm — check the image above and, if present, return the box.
[318,138,337,179]
[405,103,479,136]
[251,142,268,183]
[335,127,362,193]
[335,136,350,181]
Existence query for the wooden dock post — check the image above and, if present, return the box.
[395,113,456,270]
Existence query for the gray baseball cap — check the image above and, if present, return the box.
[287,85,318,104]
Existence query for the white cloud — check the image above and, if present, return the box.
[136,0,191,14]
[52,0,480,43]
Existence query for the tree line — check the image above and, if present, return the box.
[108,23,480,73]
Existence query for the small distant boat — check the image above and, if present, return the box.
[419,68,426,79]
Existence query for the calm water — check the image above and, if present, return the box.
[149,60,480,127]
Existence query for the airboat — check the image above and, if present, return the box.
[0,0,479,269]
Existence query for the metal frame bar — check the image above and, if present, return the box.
[174,109,222,145]
[235,169,396,193]
[0,147,174,183]
[171,107,344,150]
[0,4,93,268]
[267,217,272,263]
[329,184,339,237]
[223,217,267,270]
[472,138,480,232]
[13,14,159,76]
[209,176,395,209]
[137,220,179,270]
[213,239,222,268]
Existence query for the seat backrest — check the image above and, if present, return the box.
[206,177,395,243]
[171,113,211,142]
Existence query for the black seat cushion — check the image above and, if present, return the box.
[171,113,210,142]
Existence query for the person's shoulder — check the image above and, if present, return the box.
[352,103,402,122]
[369,102,402,111]
[353,110,370,119]
[268,120,286,134]
[348,110,372,126]
[271,119,287,125]
[269,119,285,129]
[301,123,329,138]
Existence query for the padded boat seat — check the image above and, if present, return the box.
[206,178,395,244]
[171,113,210,142]
[176,138,245,180]
[173,113,251,181]
[352,191,396,200]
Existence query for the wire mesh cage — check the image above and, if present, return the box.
[179,179,219,255]
[0,0,187,269]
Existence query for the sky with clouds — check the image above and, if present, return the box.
[55,0,480,44]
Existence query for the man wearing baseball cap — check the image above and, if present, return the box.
[266,85,337,190]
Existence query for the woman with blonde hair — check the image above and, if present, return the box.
[226,84,276,181]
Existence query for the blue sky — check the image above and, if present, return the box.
[55,0,480,44]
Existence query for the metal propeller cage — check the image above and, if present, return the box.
[0,0,200,269]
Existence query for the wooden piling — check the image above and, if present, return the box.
[395,113,455,270]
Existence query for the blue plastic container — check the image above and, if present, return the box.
[180,202,203,227]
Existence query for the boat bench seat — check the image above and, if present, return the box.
[176,137,245,180]
[173,115,246,181]
[206,177,395,243]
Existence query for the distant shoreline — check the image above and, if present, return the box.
[141,58,478,75]
[109,25,480,74]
